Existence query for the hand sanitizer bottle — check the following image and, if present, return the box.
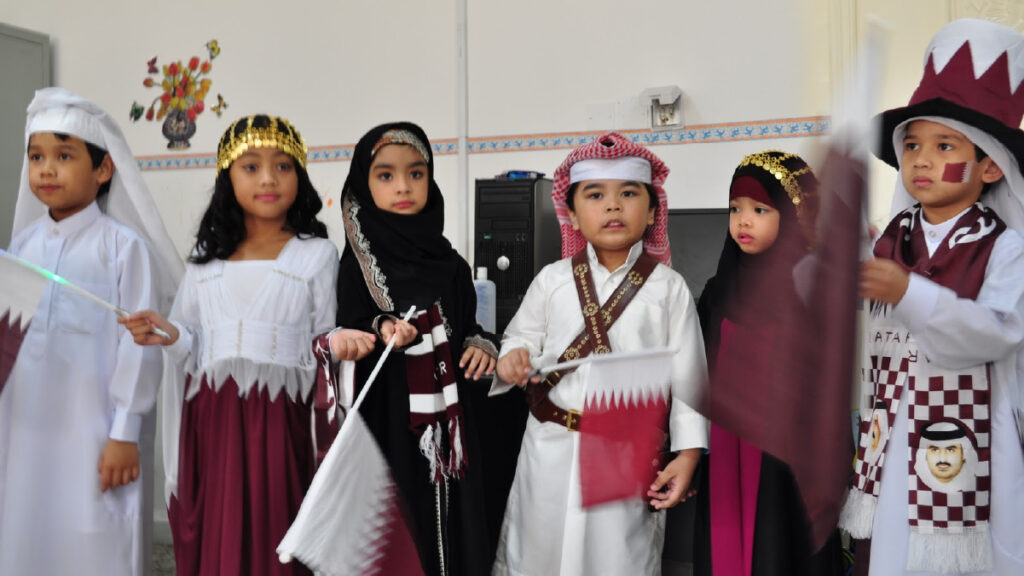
[474,266,497,333]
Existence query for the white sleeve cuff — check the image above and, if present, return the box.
[326,327,343,363]
[488,378,517,396]
[668,400,709,452]
[110,408,143,442]
[164,321,194,362]
[893,273,940,334]
[490,343,535,396]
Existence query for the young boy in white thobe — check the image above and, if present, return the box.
[839,19,1024,576]
[491,132,708,576]
[0,88,182,575]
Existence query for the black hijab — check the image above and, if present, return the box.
[339,122,462,314]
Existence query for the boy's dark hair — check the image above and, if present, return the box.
[974,145,988,162]
[30,132,112,197]
[974,144,996,196]
[190,160,328,264]
[565,181,658,213]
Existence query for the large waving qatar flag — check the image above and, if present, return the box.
[278,307,424,576]
[278,406,425,576]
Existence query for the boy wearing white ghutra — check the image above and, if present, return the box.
[0,88,182,576]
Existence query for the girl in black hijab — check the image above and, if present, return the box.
[337,122,498,576]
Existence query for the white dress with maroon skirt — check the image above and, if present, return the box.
[161,236,337,576]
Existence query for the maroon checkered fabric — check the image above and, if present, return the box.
[551,132,672,266]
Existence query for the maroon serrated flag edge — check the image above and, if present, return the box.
[0,253,49,397]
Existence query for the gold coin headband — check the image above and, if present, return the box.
[738,150,817,249]
[217,115,308,173]
[737,150,813,211]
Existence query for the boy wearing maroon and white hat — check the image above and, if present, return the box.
[490,132,708,575]
[840,19,1024,575]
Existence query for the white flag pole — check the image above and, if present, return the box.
[278,304,416,565]
[349,305,417,413]
[528,347,675,378]
[0,248,171,340]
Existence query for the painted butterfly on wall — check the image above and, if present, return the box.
[147,56,158,74]
[206,40,220,60]
[129,101,145,122]
[211,94,228,117]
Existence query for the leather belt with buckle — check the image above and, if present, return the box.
[529,394,583,432]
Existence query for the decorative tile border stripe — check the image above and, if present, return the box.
[135,116,830,171]
[467,116,831,153]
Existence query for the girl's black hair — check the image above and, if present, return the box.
[190,153,327,264]
[565,181,658,212]
[36,132,112,197]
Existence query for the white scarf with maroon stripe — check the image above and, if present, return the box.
[405,303,466,483]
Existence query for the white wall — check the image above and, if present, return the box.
[464,0,834,242]
[1,0,842,258]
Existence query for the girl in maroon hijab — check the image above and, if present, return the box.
[689,151,843,576]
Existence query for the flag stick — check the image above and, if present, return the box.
[528,347,675,378]
[277,305,416,565]
[0,248,171,340]
[350,306,417,412]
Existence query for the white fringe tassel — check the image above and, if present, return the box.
[419,423,443,483]
[907,526,992,573]
[838,487,877,539]
[450,417,464,475]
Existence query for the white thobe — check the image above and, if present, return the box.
[867,214,1024,575]
[491,242,708,576]
[0,202,160,575]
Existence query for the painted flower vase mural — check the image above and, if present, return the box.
[131,41,225,150]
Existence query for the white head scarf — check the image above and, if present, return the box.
[913,422,978,494]
[888,116,1024,232]
[14,87,183,313]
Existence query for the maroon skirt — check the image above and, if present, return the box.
[169,375,314,576]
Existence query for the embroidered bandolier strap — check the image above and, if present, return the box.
[526,249,659,431]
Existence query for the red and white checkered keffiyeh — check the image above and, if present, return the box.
[551,132,672,266]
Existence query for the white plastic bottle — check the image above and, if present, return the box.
[474,266,497,333]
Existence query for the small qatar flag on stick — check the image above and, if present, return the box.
[278,307,424,576]
[557,348,673,508]
[0,250,49,395]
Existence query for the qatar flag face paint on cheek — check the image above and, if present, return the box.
[942,162,972,183]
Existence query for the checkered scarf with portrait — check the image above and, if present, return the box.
[852,352,912,496]
[840,205,1001,571]
[906,370,991,532]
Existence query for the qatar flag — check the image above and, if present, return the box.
[278,373,424,576]
[576,348,673,508]
[0,251,48,396]
[707,146,864,550]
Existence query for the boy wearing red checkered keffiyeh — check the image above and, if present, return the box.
[490,132,708,576]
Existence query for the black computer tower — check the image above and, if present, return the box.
[474,177,559,335]
[472,177,558,561]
